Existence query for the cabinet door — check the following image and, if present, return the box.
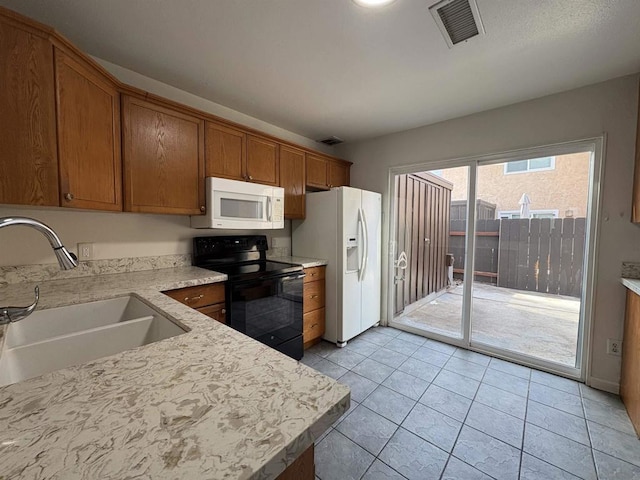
[279,145,305,219]
[621,290,640,435]
[306,154,329,190]
[55,50,121,211]
[328,161,350,188]
[632,82,640,222]
[205,121,245,181]
[246,135,279,186]
[122,95,205,215]
[0,20,58,206]
[197,303,227,324]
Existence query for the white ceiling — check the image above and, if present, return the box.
[3,0,640,143]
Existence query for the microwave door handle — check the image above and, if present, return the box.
[267,196,272,222]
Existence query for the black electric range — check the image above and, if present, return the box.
[193,236,305,360]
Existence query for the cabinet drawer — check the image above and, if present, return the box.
[303,280,325,313]
[303,266,325,284]
[197,303,226,324]
[304,308,325,342]
[163,283,225,309]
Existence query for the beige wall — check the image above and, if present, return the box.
[337,74,640,393]
[0,57,322,267]
[442,152,590,217]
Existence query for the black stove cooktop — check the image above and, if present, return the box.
[198,260,302,282]
[192,235,302,282]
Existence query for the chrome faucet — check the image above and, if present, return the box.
[1,217,78,325]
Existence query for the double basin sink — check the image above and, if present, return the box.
[0,295,187,386]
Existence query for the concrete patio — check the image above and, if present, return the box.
[392,282,581,366]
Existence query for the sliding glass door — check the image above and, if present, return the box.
[389,140,601,379]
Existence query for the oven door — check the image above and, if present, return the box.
[228,272,304,359]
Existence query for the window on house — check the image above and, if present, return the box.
[504,156,555,174]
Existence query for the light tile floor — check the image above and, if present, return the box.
[302,326,640,480]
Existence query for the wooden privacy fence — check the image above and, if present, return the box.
[449,218,586,298]
[395,173,452,315]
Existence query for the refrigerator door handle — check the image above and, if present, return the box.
[357,208,364,277]
[359,207,369,282]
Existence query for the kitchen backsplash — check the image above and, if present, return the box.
[0,245,291,286]
[621,261,640,279]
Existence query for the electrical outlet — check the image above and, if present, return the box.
[77,242,94,261]
[607,339,622,356]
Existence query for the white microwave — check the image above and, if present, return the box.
[191,177,285,229]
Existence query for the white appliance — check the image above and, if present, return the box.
[191,177,284,229]
[292,187,381,346]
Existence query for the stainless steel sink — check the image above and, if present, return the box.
[0,295,186,386]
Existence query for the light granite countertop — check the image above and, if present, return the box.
[0,266,349,479]
[621,277,640,297]
[267,256,328,269]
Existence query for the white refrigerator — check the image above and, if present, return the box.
[292,187,381,346]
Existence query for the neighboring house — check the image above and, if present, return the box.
[433,152,590,219]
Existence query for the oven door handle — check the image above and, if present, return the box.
[233,272,306,284]
[267,196,273,222]
[279,273,306,282]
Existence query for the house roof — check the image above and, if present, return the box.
[2,0,639,142]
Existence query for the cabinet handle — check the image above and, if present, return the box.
[184,294,205,303]
[311,323,318,329]
[248,175,253,181]
[200,206,205,212]
[310,273,316,276]
[64,193,74,202]
[310,294,318,299]
[221,309,226,314]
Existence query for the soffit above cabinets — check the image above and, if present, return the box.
[1,0,639,142]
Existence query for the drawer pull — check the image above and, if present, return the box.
[310,273,316,276]
[221,309,226,314]
[310,294,318,299]
[184,294,205,303]
[311,323,318,329]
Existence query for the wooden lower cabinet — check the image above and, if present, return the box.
[303,266,326,348]
[621,290,640,436]
[162,283,226,323]
[276,444,314,480]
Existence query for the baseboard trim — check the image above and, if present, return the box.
[587,376,620,394]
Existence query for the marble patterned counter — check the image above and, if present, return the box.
[0,266,350,479]
[267,256,328,269]
[622,277,640,297]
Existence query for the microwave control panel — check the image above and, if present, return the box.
[272,197,283,222]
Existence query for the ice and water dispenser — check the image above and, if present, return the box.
[346,235,360,273]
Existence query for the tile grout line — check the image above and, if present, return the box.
[518,368,532,480]
[438,355,498,480]
[580,383,599,478]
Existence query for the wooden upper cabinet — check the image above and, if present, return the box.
[329,161,350,188]
[247,135,279,186]
[122,95,205,215]
[279,146,305,219]
[0,19,58,206]
[205,121,246,181]
[306,154,329,190]
[631,81,640,222]
[55,49,122,211]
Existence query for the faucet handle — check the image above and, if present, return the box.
[1,286,39,324]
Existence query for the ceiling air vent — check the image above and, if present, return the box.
[429,0,485,48]
[317,136,344,146]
